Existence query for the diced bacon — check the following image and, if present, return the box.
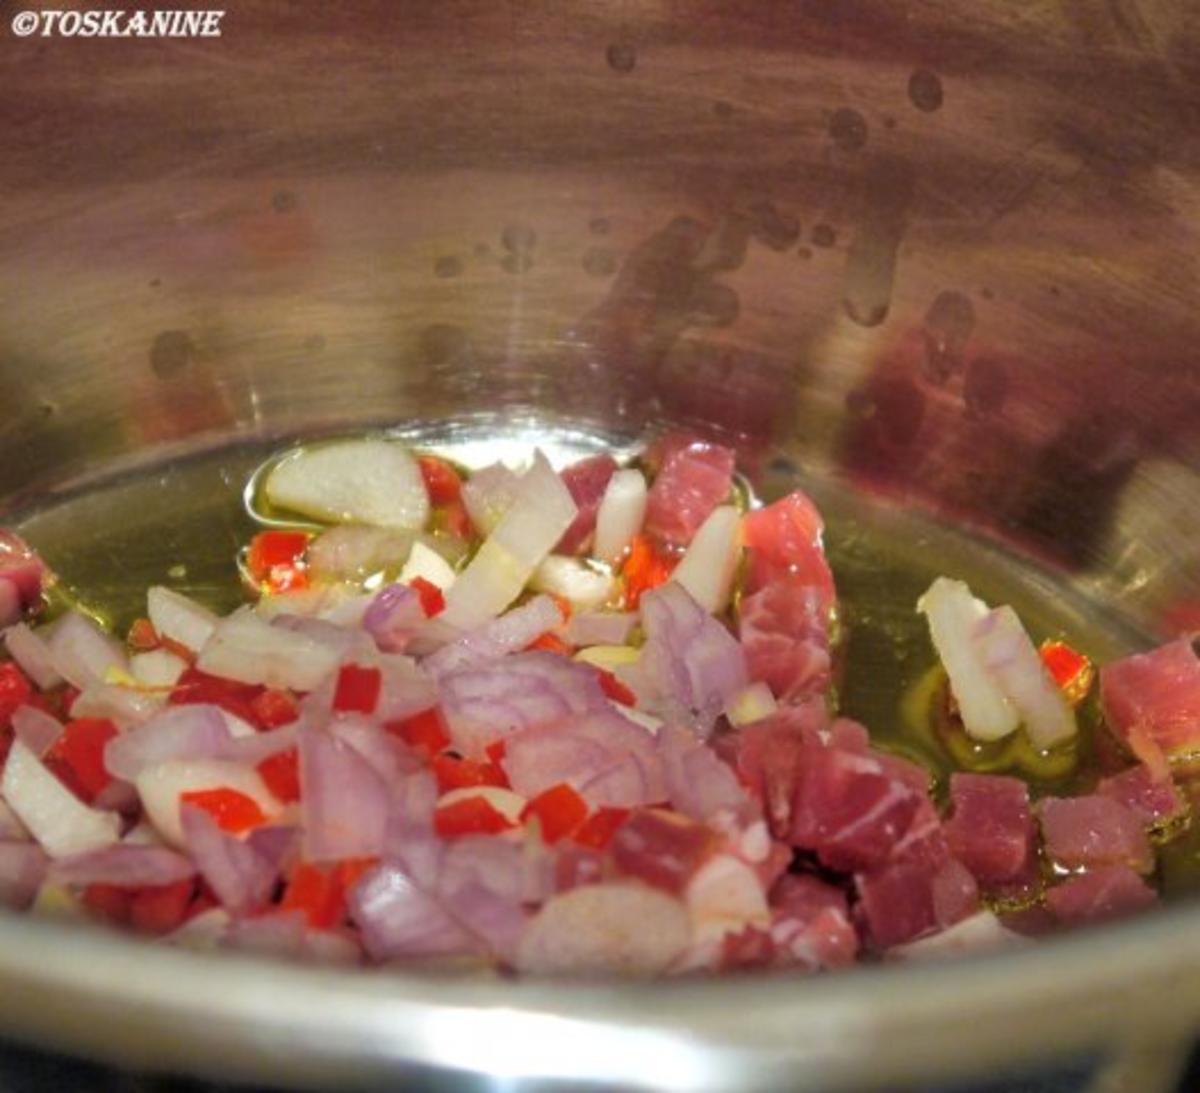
[1096,765,1186,828]
[739,577,832,706]
[890,797,950,868]
[644,441,735,547]
[720,925,776,970]
[1045,865,1157,924]
[557,455,618,554]
[855,856,979,949]
[768,873,858,969]
[943,773,1036,887]
[1038,795,1153,874]
[789,744,922,872]
[741,491,836,606]
[610,809,712,894]
[1099,640,1200,770]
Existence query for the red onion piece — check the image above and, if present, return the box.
[425,595,562,677]
[104,704,233,782]
[657,726,755,824]
[0,531,48,607]
[374,656,439,723]
[4,624,62,690]
[0,580,21,629]
[299,728,390,862]
[0,800,30,842]
[565,611,637,648]
[503,728,615,799]
[363,583,426,653]
[50,843,196,887]
[0,841,48,909]
[631,582,748,737]
[70,684,165,729]
[246,824,299,873]
[439,651,608,757]
[350,863,476,960]
[46,611,128,691]
[11,705,63,758]
[181,804,277,912]
[578,755,650,808]
[330,716,422,783]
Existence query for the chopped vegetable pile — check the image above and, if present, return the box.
[0,435,1196,975]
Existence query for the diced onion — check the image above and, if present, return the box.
[669,504,741,613]
[565,611,636,647]
[2,740,121,858]
[4,624,62,690]
[130,649,188,689]
[197,607,342,691]
[438,786,526,825]
[135,758,280,848]
[45,611,128,691]
[530,555,615,611]
[684,854,770,944]
[398,540,458,591]
[438,452,577,631]
[461,463,521,536]
[726,681,778,727]
[917,578,1019,741]
[972,606,1076,748]
[593,469,648,565]
[573,644,641,670]
[147,586,219,654]
[265,439,430,530]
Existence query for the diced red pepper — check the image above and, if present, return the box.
[247,531,310,580]
[385,707,450,756]
[181,787,268,834]
[418,456,464,505]
[485,738,508,766]
[333,856,378,896]
[159,636,196,664]
[129,879,195,935]
[1040,640,1095,707]
[170,667,263,726]
[280,862,344,929]
[409,577,445,618]
[250,688,299,729]
[573,807,631,850]
[185,888,220,921]
[59,686,82,718]
[521,783,588,844]
[43,718,119,803]
[551,595,573,623]
[434,795,515,838]
[127,618,159,651]
[0,663,32,725]
[83,883,133,924]
[333,664,382,715]
[257,748,301,803]
[621,534,675,609]
[596,669,636,707]
[527,632,572,656]
[432,754,508,793]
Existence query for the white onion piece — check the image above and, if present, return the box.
[890,911,1029,962]
[197,607,341,691]
[593,469,648,565]
[2,740,121,858]
[11,706,63,757]
[4,624,62,690]
[165,907,231,951]
[398,541,458,591]
[439,452,577,631]
[972,606,1076,748]
[573,644,641,670]
[45,611,128,691]
[565,611,636,647]
[461,462,521,536]
[135,758,279,848]
[530,555,615,611]
[306,526,414,581]
[265,439,430,530]
[70,683,165,728]
[130,649,188,689]
[917,577,1019,742]
[726,681,778,727]
[0,799,31,841]
[516,883,690,975]
[425,595,563,677]
[147,586,219,654]
[669,505,741,614]
[684,854,770,944]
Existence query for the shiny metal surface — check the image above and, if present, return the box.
[1,2,1199,1089]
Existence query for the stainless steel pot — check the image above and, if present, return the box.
[1,2,1198,1089]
